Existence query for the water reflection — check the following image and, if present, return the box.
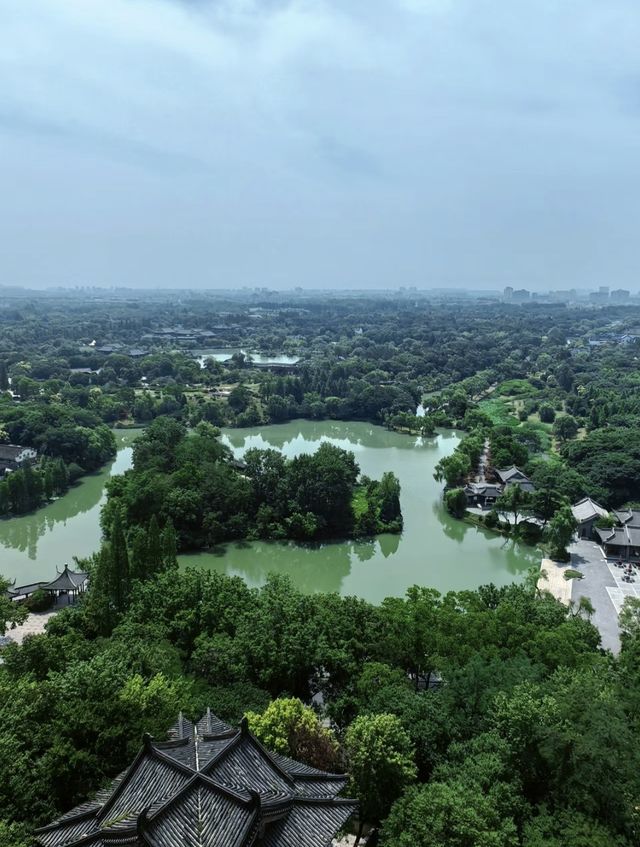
[0,431,140,584]
[189,420,536,602]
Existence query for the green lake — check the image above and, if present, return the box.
[183,420,538,602]
[0,430,141,588]
[0,422,538,601]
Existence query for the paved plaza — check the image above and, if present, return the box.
[566,539,627,654]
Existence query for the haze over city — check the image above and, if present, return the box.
[2,0,639,290]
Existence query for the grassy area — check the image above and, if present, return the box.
[352,486,369,518]
[478,398,519,428]
[495,379,537,397]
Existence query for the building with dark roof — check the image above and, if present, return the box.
[596,509,640,560]
[6,565,88,604]
[464,482,503,508]
[42,564,88,601]
[0,443,37,475]
[36,710,356,847]
[571,497,609,539]
[494,466,535,494]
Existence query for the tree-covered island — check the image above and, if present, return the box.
[102,416,402,552]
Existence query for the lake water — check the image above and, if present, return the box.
[193,349,301,367]
[0,422,537,601]
[0,430,141,588]
[182,420,538,602]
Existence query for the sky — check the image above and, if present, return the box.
[1,0,639,291]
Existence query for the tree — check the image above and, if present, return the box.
[345,713,417,844]
[161,520,179,569]
[433,453,471,488]
[378,472,401,524]
[380,781,518,847]
[0,360,9,392]
[619,596,640,642]
[246,698,340,770]
[444,487,467,518]
[553,415,578,442]
[539,404,556,423]
[530,488,567,527]
[0,577,28,636]
[544,504,577,561]
[495,484,531,527]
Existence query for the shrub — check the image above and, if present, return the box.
[25,589,54,613]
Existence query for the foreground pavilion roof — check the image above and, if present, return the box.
[36,710,356,847]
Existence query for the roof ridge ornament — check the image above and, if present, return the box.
[143,732,154,752]
[240,715,249,735]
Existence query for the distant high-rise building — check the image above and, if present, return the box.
[503,286,514,300]
[611,288,630,301]
[599,286,610,295]
[512,288,531,302]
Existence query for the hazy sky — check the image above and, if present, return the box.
[1,0,639,290]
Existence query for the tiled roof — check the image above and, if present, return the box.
[42,565,88,593]
[571,497,608,523]
[36,713,356,847]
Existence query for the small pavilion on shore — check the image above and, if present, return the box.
[6,564,88,605]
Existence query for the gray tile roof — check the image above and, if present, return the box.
[571,497,608,524]
[36,712,356,847]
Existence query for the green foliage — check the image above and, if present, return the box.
[345,713,417,828]
[246,697,340,769]
[561,428,640,506]
[25,589,54,613]
[444,487,467,518]
[381,779,519,847]
[434,452,470,488]
[563,569,583,581]
[496,484,532,526]
[538,403,556,423]
[544,505,577,561]
[552,414,578,442]
[107,420,400,548]
[0,576,28,636]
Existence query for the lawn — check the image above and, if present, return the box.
[479,398,520,428]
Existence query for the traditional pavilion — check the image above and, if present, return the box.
[41,564,88,603]
[7,564,88,604]
[36,710,357,847]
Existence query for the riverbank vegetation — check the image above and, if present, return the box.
[1,569,640,846]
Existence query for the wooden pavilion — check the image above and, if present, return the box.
[36,709,357,847]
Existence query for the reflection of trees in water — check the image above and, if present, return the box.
[353,539,376,563]
[222,420,448,457]
[433,499,468,544]
[185,538,352,595]
[378,532,400,559]
[0,464,111,556]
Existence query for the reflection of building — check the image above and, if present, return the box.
[571,497,608,539]
[36,711,356,847]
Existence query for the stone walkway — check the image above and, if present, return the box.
[537,558,572,605]
[3,607,60,646]
[567,540,622,653]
